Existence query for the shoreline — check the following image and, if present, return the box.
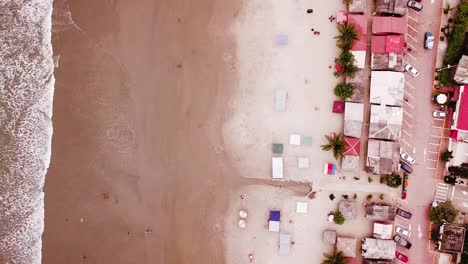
[43,0,243,263]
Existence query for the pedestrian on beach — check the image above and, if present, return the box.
[307,9,313,14]
[310,28,314,32]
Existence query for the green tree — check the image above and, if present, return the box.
[382,172,402,188]
[334,62,359,78]
[430,228,441,243]
[441,150,454,163]
[335,50,355,66]
[333,211,345,225]
[334,83,355,99]
[429,201,459,225]
[322,250,346,264]
[335,23,359,50]
[366,194,373,201]
[321,133,347,160]
[448,163,468,178]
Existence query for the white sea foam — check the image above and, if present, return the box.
[0,1,54,263]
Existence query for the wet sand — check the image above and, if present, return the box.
[43,0,242,263]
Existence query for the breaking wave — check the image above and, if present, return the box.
[0,1,54,263]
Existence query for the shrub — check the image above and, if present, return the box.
[368,176,373,183]
[342,194,349,200]
[334,83,355,99]
[430,228,441,243]
[382,172,403,188]
[444,175,457,185]
[379,193,384,200]
[449,163,468,178]
[353,193,357,199]
[366,194,373,201]
[353,176,360,181]
[441,150,454,163]
[333,211,345,225]
[329,193,336,200]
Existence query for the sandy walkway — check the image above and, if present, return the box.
[43,0,241,263]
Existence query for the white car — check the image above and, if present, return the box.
[396,225,412,238]
[400,149,416,165]
[433,110,446,118]
[405,64,419,77]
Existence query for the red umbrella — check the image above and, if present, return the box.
[335,63,344,73]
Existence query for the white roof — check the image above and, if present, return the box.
[296,201,308,214]
[272,157,284,179]
[275,90,287,111]
[297,157,309,169]
[351,50,366,69]
[373,222,393,239]
[279,233,291,256]
[269,220,280,232]
[370,71,404,106]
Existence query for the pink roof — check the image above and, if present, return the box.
[344,137,360,156]
[333,100,345,113]
[344,257,356,264]
[457,88,468,130]
[348,15,368,51]
[372,16,406,35]
[371,36,386,53]
[385,35,406,53]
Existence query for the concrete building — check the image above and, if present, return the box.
[361,238,396,259]
[346,70,365,103]
[371,35,407,54]
[370,71,405,106]
[337,237,357,258]
[366,139,400,175]
[369,104,403,141]
[438,224,466,253]
[365,203,396,221]
[371,53,404,71]
[375,0,407,16]
[372,16,406,35]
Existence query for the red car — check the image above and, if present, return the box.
[395,251,408,263]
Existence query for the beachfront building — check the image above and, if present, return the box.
[371,53,404,71]
[337,237,357,258]
[451,86,468,142]
[366,139,400,175]
[344,102,364,138]
[454,56,468,84]
[349,15,367,69]
[438,224,466,254]
[372,16,406,35]
[346,71,365,103]
[342,136,361,171]
[371,35,407,55]
[370,71,405,107]
[349,0,366,14]
[375,0,407,16]
[339,201,358,220]
[363,260,392,264]
[323,230,337,244]
[373,222,393,239]
[369,104,403,141]
[361,238,396,259]
[365,203,396,221]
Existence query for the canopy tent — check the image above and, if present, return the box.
[344,137,360,156]
[333,100,345,113]
[272,157,284,179]
[275,90,287,111]
[324,163,337,175]
[279,233,291,256]
[268,210,281,232]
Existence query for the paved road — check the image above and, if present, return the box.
[395,1,443,263]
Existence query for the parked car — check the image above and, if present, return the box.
[424,32,434,49]
[396,225,412,238]
[400,150,416,164]
[401,190,407,199]
[395,251,409,263]
[405,64,419,77]
[400,161,414,174]
[396,208,412,219]
[394,235,412,249]
[433,110,446,118]
[407,0,423,11]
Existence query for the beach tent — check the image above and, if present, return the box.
[272,157,284,179]
[272,143,283,154]
[275,90,287,111]
[297,157,309,169]
[279,233,291,256]
[289,134,301,145]
[268,210,281,232]
[276,34,288,46]
[324,163,337,175]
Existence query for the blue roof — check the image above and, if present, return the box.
[269,210,281,221]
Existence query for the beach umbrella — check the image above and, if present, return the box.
[239,209,248,219]
[436,94,447,104]
[238,219,247,228]
[328,214,334,222]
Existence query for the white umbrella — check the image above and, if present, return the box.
[238,219,247,228]
[328,214,334,222]
[239,209,248,219]
[436,94,447,104]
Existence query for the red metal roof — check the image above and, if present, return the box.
[372,16,406,35]
[371,36,386,53]
[344,137,360,156]
[453,86,461,101]
[385,35,406,53]
[457,88,468,130]
[348,15,368,51]
[344,257,356,264]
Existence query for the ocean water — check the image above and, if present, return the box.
[0,1,54,263]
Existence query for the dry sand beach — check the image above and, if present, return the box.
[43,0,242,263]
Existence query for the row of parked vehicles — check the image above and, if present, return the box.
[394,208,413,263]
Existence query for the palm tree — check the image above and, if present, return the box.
[334,62,359,78]
[342,0,354,5]
[321,133,347,160]
[335,50,355,67]
[335,23,359,50]
[322,250,346,264]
